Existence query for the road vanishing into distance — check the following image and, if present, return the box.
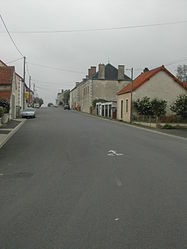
[0,107,187,249]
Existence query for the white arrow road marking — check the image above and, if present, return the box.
[114,218,120,221]
[107,153,115,156]
[0,173,4,176]
[107,150,124,156]
[115,177,123,187]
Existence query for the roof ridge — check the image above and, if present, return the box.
[118,65,187,95]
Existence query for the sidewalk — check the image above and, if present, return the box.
[0,119,26,149]
[156,127,187,138]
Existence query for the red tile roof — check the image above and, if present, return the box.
[0,59,23,80]
[0,91,11,101]
[118,65,187,95]
[0,66,15,85]
[0,60,7,67]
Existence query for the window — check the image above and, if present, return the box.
[105,105,108,117]
[109,104,112,118]
[126,99,128,113]
[102,105,104,116]
[121,100,123,119]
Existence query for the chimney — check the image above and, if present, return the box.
[91,66,96,77]
[88,69,91,78]
[118,65,125,80]
[143,67,149,73]
[88,66,96,79]
[98,64,105,80]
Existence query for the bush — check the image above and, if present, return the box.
[92,99,107,109]
[134,97,152,116]
[134,97,167,118]
[162,124,176,129]
[0,99,10,113]
[151,98,167,117]
[0,106,4,118]
[170,94,187,118]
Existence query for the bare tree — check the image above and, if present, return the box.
[176,64,187,83]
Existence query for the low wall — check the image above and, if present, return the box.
[133,121,187,129]
[133,121,157,128]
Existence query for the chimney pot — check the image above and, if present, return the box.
[143,67,149,73]
[88,66,96,78]
[98,64,105,80]
[118,65,125,80]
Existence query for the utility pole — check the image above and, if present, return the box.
[130,67,134,123]
[29,75,31,106]
[33,83,35,96]
[23,56,26,110]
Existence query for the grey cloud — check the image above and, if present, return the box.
[1,0,187,104]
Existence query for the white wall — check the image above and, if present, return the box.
[93,80,129,102]
[117,93,131,122]
[133,71,187,113]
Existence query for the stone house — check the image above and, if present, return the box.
[117,65,187,122]
[70,63,131,113]
[56,89,70,106]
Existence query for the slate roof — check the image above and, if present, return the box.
[92,63,131,81]
[118,65,187,95]
[0,66,15,85]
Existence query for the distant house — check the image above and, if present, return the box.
[56,89,70,106]
[70,63,131,115]
[117,65,187,122]
[0,66,17,119]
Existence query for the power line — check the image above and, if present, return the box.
[129,57,187,72]
[28,62,84,74]
[6,57,23,64]
[0,14,24,56]
[32,79,74,86]
[165,57,187,66]
[26,62,31,76]
[0,20,186,34]
[31,57,187,88]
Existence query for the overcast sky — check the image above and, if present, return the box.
[1,0,187,104]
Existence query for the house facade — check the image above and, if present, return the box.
[0,59,25,114]
[117,66,187,122]
[25,84,34,106]
[56,89,70,106]
[16,74,24,111]
[0,66,17,119]
[70,63,131,114]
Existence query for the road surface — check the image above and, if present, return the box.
[0,107,186,249]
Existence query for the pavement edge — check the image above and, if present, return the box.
[0,119,26,149]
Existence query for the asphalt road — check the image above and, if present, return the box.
[0,107,187,249]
